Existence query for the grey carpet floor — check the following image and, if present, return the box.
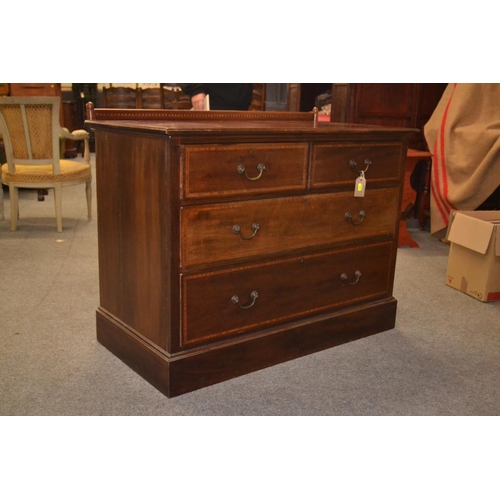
[1,156,499,416]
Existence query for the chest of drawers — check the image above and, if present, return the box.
[87,108,413,397]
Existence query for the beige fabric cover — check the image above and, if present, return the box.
[424,83,500,236]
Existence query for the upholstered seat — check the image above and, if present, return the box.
[1,160,90,183]
[0,97,92,232]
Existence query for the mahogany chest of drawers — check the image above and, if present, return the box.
[87,108,413,397]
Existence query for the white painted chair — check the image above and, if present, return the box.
[0,134,4,221]
[0,97,91,232]
[0,185,4,220]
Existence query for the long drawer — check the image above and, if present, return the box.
[311,142,403,188]
[181,143,309,198]
[181,241,394,345]
[180,187,400,267]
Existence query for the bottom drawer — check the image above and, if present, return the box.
[181,241,394,346]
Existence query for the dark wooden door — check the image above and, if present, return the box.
[331,83,447,150]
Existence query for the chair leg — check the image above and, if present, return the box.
[85,180,92,221]
[0,184,4,221]
[53,184,63,232]
[9,185,19,231]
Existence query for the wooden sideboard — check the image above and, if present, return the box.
[87,108,414,397]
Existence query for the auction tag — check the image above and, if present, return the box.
[354,172,366,197]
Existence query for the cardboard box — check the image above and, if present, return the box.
[445,210,500,302]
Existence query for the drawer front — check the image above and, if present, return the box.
[180,188,400,267]
[311,142,403,188]
[181,241,393,345]
[182,143,308,198]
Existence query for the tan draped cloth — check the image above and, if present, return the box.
[424,83,500,237]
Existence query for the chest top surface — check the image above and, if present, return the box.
[86,109,417,139]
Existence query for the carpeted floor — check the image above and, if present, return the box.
[1,155,499,416]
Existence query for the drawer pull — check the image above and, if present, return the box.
[349,159,371,174]
[345,210,366,225]
[340,270,362,285]
[233,222,260,240]
[231,290,259,309]
[237,163,266,181]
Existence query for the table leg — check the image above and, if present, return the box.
[418,157,432,230]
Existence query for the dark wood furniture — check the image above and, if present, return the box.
[265,84,288,111]
[71,84,98,152]
[409,149,432,230]
[287,84,446,151]
[398,149,433,247]
[137,87,192,110]
[108,85,263,111]
[287,84,332,113]
[162,87,191,109]
[137,87,164,109]
[249,84,266,110]
[9,83,61,97]
[138,87,162,109]
[330,83,447,150]
[0,85,10,166]
[86,107,414,397]
[102,85,139,108]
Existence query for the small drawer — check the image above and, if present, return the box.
[181,241,393,345]
[180,188,400,267]
[311,142,403,188]
[181,143,308,199]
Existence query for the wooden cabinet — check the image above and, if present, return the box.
[331,83,447,150]
[287,83,332,112]
[9,83,61,97]
[87,108,414,397]
[288,83,447,150]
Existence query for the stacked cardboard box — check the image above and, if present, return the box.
[445,211,500,302]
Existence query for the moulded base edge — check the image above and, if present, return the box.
[96,298,397,398]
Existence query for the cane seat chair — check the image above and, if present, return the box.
[0,97,92,232]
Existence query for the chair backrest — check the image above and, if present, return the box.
[138,87,163,109]
[162,87,192,109]
[0,97,62,174]
[102,86,139,108]
[249,84,266,111]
